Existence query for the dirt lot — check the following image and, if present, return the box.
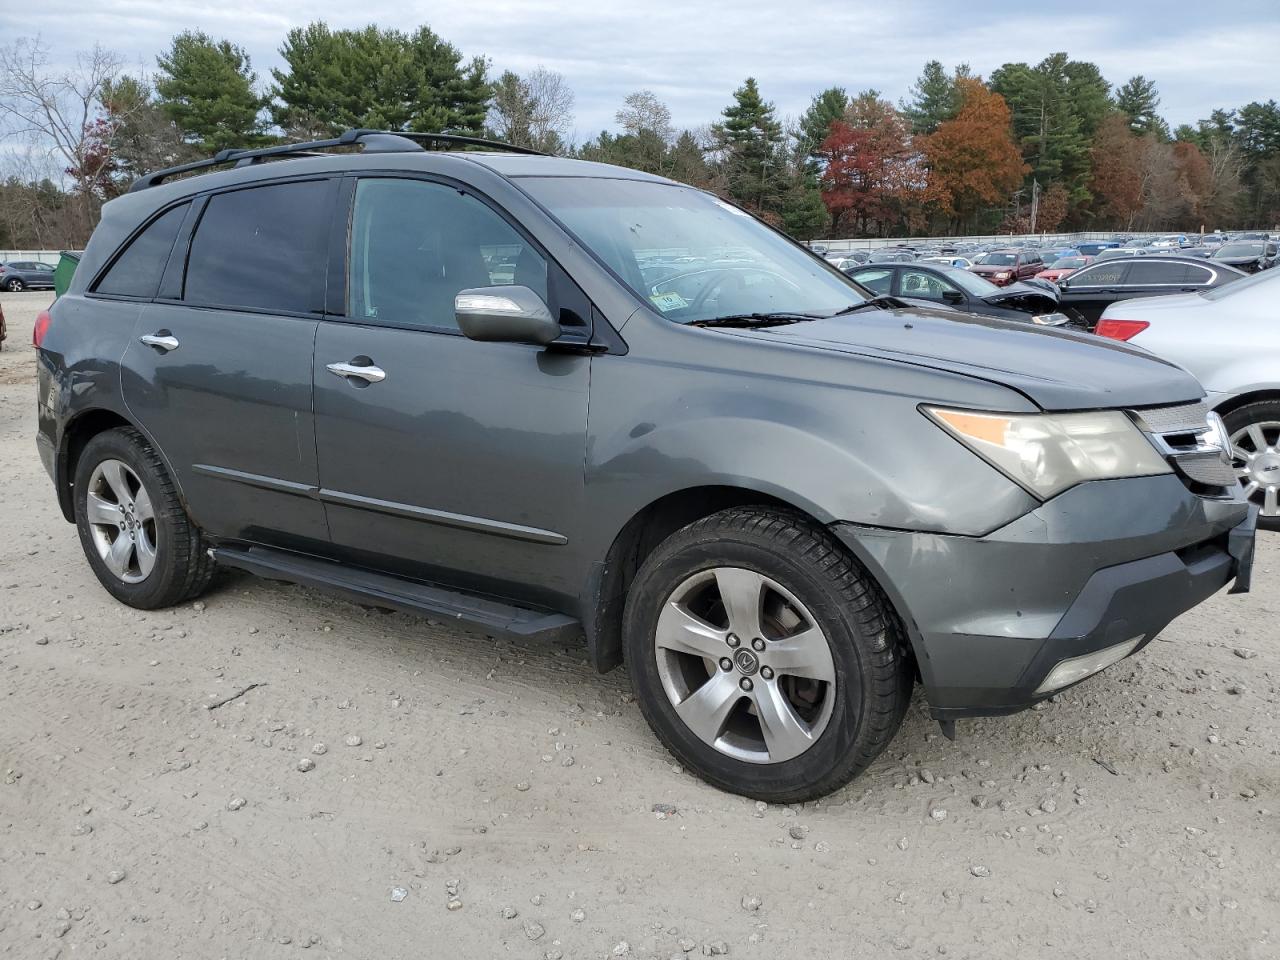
[0,290,1276,959]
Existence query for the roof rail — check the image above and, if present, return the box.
[127,129,545,193]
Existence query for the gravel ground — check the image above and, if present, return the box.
[0,290,1277,959]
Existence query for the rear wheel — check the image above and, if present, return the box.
[4,277,24,292]
[1224,401,1280,530]
[623,506,912,802]
[74,427,215,607]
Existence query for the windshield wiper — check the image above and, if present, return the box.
[690,311,826,328]
[830,296,912,316]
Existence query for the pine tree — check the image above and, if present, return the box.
[1116,76,1167,138]
[901,61,970,135]
[797,87,848,168]
[155,31,267,152]
[711,78,787,212]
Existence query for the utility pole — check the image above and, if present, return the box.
[1029,179,1041,235]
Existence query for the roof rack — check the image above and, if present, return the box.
[127,129,545,193]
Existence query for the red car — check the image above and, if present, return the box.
[970,249,1043,286]
[1036,254,1094,283]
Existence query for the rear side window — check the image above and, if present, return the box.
[1072,262,1128,286]
[852,268,893,295]
[185,180,331,313]
[95,203,189,298]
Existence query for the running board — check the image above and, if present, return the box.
[211,545,581,642]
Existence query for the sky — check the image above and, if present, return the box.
[4,0,1279,140]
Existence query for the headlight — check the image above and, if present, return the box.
[924,407,1171,499]
[1030,312,1070,326]
[995,271,1011,279]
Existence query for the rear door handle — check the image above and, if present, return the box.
[326,360,386,384]
[139,333,179,353]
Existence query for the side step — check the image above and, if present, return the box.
[211,545,581,642]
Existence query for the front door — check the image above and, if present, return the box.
[311,176,591,610]
[121,178,336,549]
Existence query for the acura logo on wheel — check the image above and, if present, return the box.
[733,648,760,675]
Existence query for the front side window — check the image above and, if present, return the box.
[185,180,331,313]
[348,178,548,332]
[95,202,190,298]
[519,177,864,323]
[900,269,958,300]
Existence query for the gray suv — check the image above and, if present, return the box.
[35,131,1256,801]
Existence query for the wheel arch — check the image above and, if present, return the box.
[1210,388,1280,420]
[56,408,182,524]
[579,484,907,675]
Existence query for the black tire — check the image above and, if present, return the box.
[1222,400,1280,531]
[5,278,24,292]
[73,426,215,608]
[623,506,913,802]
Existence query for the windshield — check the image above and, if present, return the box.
[1050,257,1088,269]
[1215,243,1264,257]
[938,267,1000,296]
[519,177,864,322]
[975,252,1017,266]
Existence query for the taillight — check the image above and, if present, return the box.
[32,309,51,348]
[1095,318,1149,341]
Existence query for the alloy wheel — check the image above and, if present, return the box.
[653,567,836,764]
[85,459,158,583]
[1231,421,1280,517]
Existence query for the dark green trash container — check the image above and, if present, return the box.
[53,250,80,299]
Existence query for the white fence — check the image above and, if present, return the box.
[813,232,1124,253]
[0,251,68,265]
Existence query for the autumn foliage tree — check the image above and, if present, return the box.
[818,93,931,235]
[919,79,1026,232]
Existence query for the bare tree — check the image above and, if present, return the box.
[0,37,124,237]
[616,90,673,143]
[487,66,574,154]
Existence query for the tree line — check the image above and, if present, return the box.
[0,26,1276,249]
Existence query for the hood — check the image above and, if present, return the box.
[1213,256,1262,271]
[981,280,1059,314]
[734,304,1203,411]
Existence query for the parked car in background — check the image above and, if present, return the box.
[1211,241,1277,274]
[868,249,916,263]
[1077,241,1120,257]
[1036,255,1093,282]
[969,249,1043,286]
[921,255,974,269]
[0,260,56,291]
[847,262,1073,326]
[1057,256,1243,328]
[1151,234,1189,249]
[1095,269,1280,527]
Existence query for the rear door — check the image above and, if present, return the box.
[1058,260,1132,326]
[119,178,337,549]
[310,175,591,610]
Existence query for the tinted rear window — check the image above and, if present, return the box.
[95,203,189,298]
[184,180,331,313]
[1126,261,1187,284]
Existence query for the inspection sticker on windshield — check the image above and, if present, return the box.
[650,292,689,312]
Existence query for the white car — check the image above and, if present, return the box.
[1095,268,1280,526]
[921,256,974,269]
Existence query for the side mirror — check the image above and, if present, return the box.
[455,286,561,346]
[1057,278,1069,290]
[941,290,965,305]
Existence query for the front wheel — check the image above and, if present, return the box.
[1224,400,1280,530]
[623,507,913,802]
[74,426,215,607]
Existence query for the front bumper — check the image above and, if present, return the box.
[835,475,1254,719]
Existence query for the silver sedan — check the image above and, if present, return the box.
[1095,268,1280,526]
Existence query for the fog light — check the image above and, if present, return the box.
[1035,635,1145,695]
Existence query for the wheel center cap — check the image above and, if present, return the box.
[1252,454,1280,482]
[733,648,760,676]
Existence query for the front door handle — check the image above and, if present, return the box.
[326,360,386,384]
[139,333,179,353]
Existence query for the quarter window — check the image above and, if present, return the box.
[347,178,548,332]
[184,180,331,313]
[95,203,189,298]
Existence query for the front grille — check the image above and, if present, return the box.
[1131,402,1235,492]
